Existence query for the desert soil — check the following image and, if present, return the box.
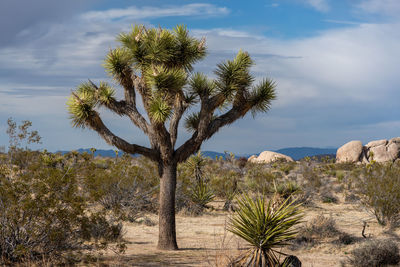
[96,196,400,267]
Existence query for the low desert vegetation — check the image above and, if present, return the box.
[3,119,400,265]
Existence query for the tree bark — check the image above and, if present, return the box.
[157,162,178,250]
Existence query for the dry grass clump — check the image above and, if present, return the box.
[346,239,400,267]
[291,214,341,249]
[306,214,340,238]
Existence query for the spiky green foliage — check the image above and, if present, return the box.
[214,50,254,99]
[189,179,214,208]
[146,65,187,94]
[189,72,215,96]
[228,194,303,266]
[149,96,172,123]
[97,81,116,104]
[184,112,218,132]
[250,78,276,116]
[103,47,132,79]
[66,90,97,128]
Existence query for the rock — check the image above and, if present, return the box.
[248,155,257,162]
[280,255,301,267]
[369,143,400,162]
[336,140,363,163]
[387,143,400,160]
[369,145,389,162]
[389,137,400,144]
[249,151,293,163]
[365,139,387,148]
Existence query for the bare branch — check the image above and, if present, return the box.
[169,96,188,148]
[175,102,250,163]
[85,111,159,161]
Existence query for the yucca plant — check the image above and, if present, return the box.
[273,181,301,199]
[228,194,303,266]
[189,179,215,208]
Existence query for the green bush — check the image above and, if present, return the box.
[0,152,124,264]
[244,164,275,194]
[355,163,400,227]
[82,155,159,221]
[302,166,322,189]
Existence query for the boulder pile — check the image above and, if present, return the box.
[336,137,400,163]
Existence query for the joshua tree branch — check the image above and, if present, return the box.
[169,96,188,148]
[90,79,150,134]
[175,102,250,163]
[85,111,159,161]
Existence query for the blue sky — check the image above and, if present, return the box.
[1,0,400,153]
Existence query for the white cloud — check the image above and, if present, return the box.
[82,3,229,21]
[304,0,330,12]
[194,22,400,148]
[357,0,400,17]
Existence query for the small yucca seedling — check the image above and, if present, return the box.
[273,181,301,199]
[228,194,303,266]
[189,179,215,208]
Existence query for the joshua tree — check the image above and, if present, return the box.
[67,24,276,250]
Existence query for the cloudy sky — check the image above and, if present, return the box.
[0,0,399,154]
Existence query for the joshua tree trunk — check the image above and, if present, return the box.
[157,161,178,250]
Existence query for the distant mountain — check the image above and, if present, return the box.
[274,147,337,161]
[57,148,123,158]
[202,151,226,159]
[56,147,337,161]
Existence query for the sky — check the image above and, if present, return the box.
[0,0,400,154]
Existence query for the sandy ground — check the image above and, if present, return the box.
[95,197,400,267]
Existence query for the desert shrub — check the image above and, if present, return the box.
[208,167,241,211]
[336,162,357,171]
[82,155,158,221]
[344,192,360,203]
[347,239,400,267]
[302,166,322,189]
[279,161,296,175]
[334,232,356,245]
[320,191,338,203]
[355,163,400,227]
[0,154,124,264]
[244,164,276,194]
[292,214,340,249]
[335,170,345,182]
[236,157,248,169]
[306,214,340,238]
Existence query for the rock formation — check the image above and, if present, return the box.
[249,151,294,163]
[336,140,363,163]
[336,137,400,163]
